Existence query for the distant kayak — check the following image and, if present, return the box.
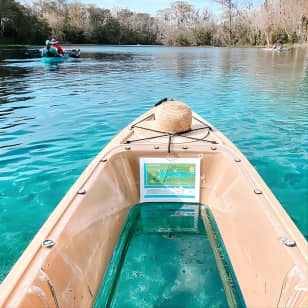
[41,54,69,63]
[41,49,81,63]
[263,48,288,52]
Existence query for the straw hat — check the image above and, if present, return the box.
[141,100,192,133]
[131,100,216,144]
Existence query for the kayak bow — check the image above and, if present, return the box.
[0,100,307,308]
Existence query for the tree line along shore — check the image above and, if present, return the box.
[0,0,307,47]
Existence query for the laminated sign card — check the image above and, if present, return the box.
[140,157,200,202]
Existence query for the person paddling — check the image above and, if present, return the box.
[41,40,59,57]
[51,38,64,56]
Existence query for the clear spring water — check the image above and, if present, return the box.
[0,45,307,283]
[94,203,244,308]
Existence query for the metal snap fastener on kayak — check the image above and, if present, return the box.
[125,146,131,150]
[234,158,241,162]
[42,239,55,248]
[78,189,86,195]
[182,146,188,150]
[254,189,263,194]
[154,145,160,150]
[279,237,296,247]
[101,158,107,162]
[211,146,217,151]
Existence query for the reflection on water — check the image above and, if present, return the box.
[0,45,307,282]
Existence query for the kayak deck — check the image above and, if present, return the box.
[95,203,245,308]
[0,104,307,308]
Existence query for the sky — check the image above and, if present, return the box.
[77,0,265,16]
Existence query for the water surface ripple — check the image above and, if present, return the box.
[0,45,307,282]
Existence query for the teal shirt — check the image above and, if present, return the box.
[41,46,60,57]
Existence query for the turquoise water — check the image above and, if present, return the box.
[95,203,244,308]
[0,46,307,283]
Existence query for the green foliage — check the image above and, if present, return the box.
[0,0,50,44]
[193,28,213,46]
[271,29,289,44]
[291,32,298,44]
[90,18,121,44]
[175,32,192,46]
[63,26,87,44]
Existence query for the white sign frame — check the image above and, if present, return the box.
[140,157,200,203]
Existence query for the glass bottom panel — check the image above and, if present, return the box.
[95,203,245,308]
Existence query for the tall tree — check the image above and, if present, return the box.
[215,0,237,45]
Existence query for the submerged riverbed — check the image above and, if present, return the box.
[0,45,307,282]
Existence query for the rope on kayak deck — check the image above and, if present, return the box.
[125,98,218,153]
[126,115,218,150]
[168,135,172,153]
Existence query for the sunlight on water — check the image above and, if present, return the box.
[0,45,307,282]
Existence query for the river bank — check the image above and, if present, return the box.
[1,42,308,49]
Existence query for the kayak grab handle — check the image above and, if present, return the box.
[154,97,168,107]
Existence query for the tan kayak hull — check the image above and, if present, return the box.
[0,109,307,307]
